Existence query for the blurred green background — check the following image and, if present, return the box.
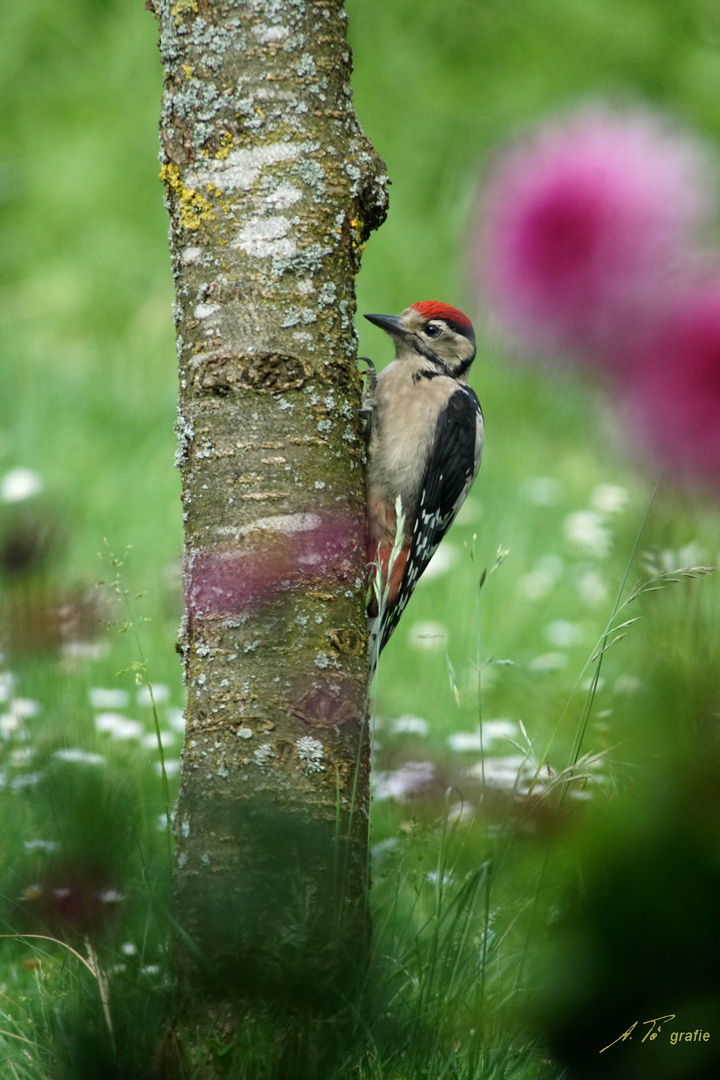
[1,1,719,1077]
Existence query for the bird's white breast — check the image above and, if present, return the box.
[367,360,462,522]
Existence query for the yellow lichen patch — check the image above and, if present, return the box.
[159,163,215,232]
[348,217,364,250]
[216,130,234,160]
[172,0,198,26]
[182,64,194,79]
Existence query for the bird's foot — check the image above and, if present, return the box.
[359,356,377,419]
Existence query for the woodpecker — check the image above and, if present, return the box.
[362,300,483,667]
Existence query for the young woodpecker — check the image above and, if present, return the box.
[363,301,484,667]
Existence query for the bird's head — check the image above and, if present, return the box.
[364,301,476,378]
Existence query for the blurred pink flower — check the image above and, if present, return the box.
[188,513,360,616]
[20,861,123,938]
[478,106,709,361]
[622,286,720,487]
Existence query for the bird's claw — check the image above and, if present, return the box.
[358,356,376,378]
[358,356,377,430]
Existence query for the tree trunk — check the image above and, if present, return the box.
[156,0,388,1050]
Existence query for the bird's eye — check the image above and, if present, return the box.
[425,323,442,338]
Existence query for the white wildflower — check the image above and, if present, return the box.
[418,544,457,583]
[523,477,562,505]
[577,570,608,606]
[407,621,447,651]
[1,468,43,503]
[447,719,517,752]
[166,708,186,732]
[137,684,170,706]
[89,688,129,709]
[372,761,435,802]
[155,759,180,777]
[591,484,628,514]
[529,652,568,672]
[95,713,143,740]
[564,511,610,557]
[53,749,106,765]
[519,555,562,600]
[545,620,584,647]
[142,731,176,749]
[390,715,428,736]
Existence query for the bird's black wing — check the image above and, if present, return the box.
[378,384,483,652]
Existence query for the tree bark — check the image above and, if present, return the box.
[156,0,387,1035]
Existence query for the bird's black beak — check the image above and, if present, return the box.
[364,312,406,337]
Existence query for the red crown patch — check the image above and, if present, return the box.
[411,301,474,332]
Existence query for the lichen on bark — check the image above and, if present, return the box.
[156,0,388,1013]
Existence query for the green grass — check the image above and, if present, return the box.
[1,0,720,1077]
